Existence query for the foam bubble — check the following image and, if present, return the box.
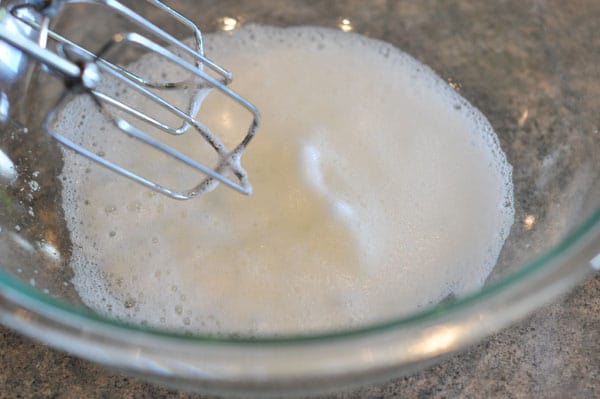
[58,25,514,335]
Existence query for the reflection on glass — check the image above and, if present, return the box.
[220,16,239,32]
[38,241,61,262]
[412,325,467,356]
[518,109,529,127]
[338,18,353,32]
[524,214,536,231]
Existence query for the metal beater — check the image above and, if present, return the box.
[0,0,260,199]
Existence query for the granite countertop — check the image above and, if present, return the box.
[0,274,597,398]
[0,1,599,398]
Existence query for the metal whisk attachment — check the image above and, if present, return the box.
[0,0,260,199]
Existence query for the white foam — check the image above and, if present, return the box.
[57,25,514,335]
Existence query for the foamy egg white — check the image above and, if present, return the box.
[55,25,514,335]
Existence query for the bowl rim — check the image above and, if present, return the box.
[1,205,599,344]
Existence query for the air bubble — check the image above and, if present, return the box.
[28,180,39,191]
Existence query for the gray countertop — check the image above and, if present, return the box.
[0,1,599,398]
[1,274,598,398]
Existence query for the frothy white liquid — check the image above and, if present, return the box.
[56,25,514,335]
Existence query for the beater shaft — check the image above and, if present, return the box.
[0,0,260,199]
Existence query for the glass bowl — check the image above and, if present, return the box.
[0,0,599,396]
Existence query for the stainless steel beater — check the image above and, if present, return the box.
[0,0,260,199]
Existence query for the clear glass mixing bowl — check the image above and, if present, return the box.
[0,0,599,396]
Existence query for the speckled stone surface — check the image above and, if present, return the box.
[1,1,599,398]
[1,274,597,398]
